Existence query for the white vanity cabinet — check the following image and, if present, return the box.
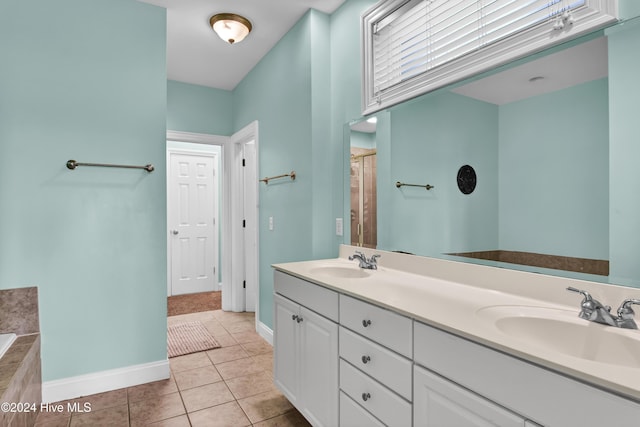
[273,264,640,427]
[273,272,339,427]
[414,321,640,426]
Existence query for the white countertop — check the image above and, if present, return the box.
[273,245,640,402]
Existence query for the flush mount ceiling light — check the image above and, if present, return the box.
[210,13,252,45]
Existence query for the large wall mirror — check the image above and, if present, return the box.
[344,24,640,289]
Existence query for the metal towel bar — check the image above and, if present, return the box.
[396,181,434,190]
[260,171,296,184]
[66,160,154,172]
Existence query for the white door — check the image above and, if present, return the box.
[242,140,258,311]
[168,151,218,296]
[273,294,300,406]
[299,306,339,427]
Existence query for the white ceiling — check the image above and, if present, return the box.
[138,0,346,90]
[451,36,608,105]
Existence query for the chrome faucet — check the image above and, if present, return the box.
[567,287,617,326]
[349,251,380,270]
[567,287,640,329]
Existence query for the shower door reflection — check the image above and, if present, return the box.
[350,148,377,248]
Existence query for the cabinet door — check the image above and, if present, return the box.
[414,365,525,427]
[299,306,339,427]
[273,294,300,406]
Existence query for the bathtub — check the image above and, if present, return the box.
[0,333,17,359]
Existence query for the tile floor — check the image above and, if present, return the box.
[34,310,311,427]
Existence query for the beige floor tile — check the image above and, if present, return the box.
[69,403,128,427]
[34,412,72,427]
[212,311,251,322]
[253,409,312,427]
[201,320,227,336]
[181,381,235,413]
[240,339,273,356]
[237,390,294,424]
[215,356,265,380]
[127,377,178,403]
[129,392,185,426]
[68,388,127,412]
[186,311,218,323]
[225,370,278,400]
[174,364,222,390]
[188,401,251,427]
[222,320,255,334]
[251,353,274,372]
[230,330,263,344]
[169,351,213,373]
[206,345,249,365]
[148,415,191,427]
[213,333,238,347]
[37,311,273,427]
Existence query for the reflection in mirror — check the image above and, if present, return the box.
[344,31,640,286]
[350,117,377,248]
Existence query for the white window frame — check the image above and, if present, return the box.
[361,0,618,115]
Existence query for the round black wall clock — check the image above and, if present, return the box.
[457,165,477,194]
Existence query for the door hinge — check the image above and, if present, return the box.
[243,280,246,289]
[243,219,246,228]
[213,266,216,275]
[242,158,246,167]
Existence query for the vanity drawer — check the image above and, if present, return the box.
[339,326,412,400]
[339,294,412,357]
[339,359,411,427]
[340,391,386,427]
[274,270,338,322]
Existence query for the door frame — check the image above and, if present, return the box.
[229,122,259,315]
[166,132,227,299]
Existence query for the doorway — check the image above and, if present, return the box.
[350,120,378,249]
[167,145,220,296]
[166,124,259,317]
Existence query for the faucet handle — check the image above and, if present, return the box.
[567,287,593,302]
[617,299,640,318]
[369,254,381,263]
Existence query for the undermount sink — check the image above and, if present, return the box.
[309,265,372,279]
[476,305,640,368]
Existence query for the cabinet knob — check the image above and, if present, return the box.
[362,392,371,402]
[361,355,371,364]
[296,316,303,323]
[362,319,372,327]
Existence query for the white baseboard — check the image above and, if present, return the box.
[42,359,170,403]
[257,320,273,345]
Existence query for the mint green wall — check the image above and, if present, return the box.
[608,19,640,287]
[499,79,609,259]
[375,78,608,261]
[232,11,330,328]
[332,0,378,245]
[167,80,233,136]
[0,0,167,382]
[379,92,499,255]
[351,131,376,149]
[620,0,640,20]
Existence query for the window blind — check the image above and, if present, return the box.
[373,0,587,95]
